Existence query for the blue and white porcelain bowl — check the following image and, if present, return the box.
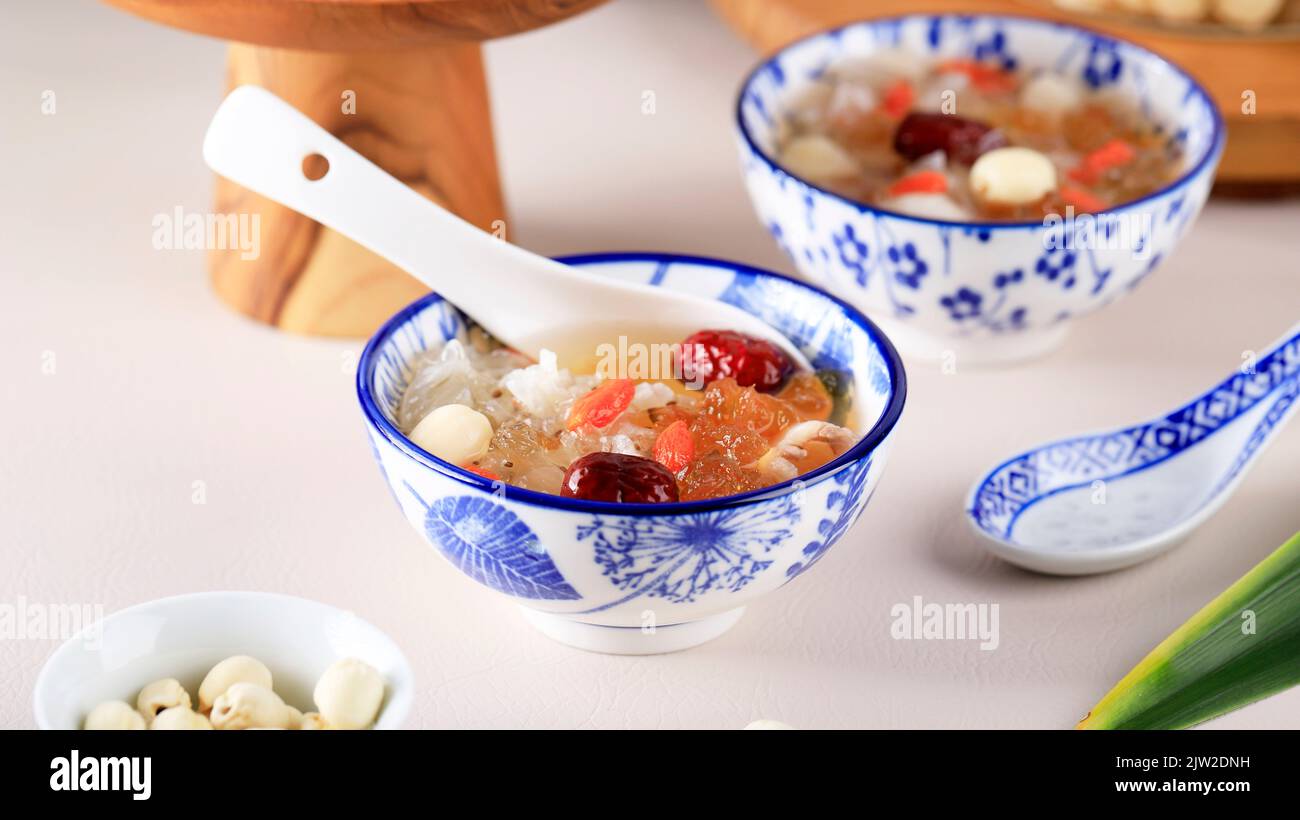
[736,14,1225,364]
[358,253,906,654]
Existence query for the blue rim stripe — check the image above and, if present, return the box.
[357,252,907,517]
[734,12,1226,230]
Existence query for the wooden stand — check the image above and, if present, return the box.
[104,0,607,337]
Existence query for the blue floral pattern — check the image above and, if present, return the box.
[577,498,801,611]
[1082,40,1122,88]
[888,242,929,289]
[993,268,1024,290]
[973,27,1016,71]
[1034,246,1078,289]
[787,459,875,579]
[937,272,1034,333]
[833,224,871,286]
[407,487,581,600]
[940,287,982,321]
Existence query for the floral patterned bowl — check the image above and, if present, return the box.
[358,253,906,654]
[736,14,1225,364]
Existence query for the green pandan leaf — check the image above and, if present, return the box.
[1078,530,1300,730]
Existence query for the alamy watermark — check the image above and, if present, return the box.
[51,751,151,800]
[0,596,102,648]
[594,336,707,389]
[890,595,999,651]
[151,206,260,260]
[1043,207,1152,261]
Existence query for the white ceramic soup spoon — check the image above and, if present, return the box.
[965,322,1300,575]
[202,85,809,367]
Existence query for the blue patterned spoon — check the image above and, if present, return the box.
[966,322,1300,575]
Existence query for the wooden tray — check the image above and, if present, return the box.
[710,0,1300,187]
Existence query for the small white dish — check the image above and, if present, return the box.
[34,591,414,730]
[966,322,1300,575]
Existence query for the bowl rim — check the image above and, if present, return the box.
[734,11,1227,230]
[357,251,907,517]
[33,590,414,730]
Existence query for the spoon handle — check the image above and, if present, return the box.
[203,85,810,367]
[202,86,563,349]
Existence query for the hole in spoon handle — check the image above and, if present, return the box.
[302,153,329,181]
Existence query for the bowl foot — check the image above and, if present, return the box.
[873,317,1070,367]
[518,607,746,655]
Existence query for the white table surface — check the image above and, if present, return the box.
[3,0,1298,729]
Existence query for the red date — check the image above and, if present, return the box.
[679,329,793,394]
[560,452,680,504]
[893,112,1007,165]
